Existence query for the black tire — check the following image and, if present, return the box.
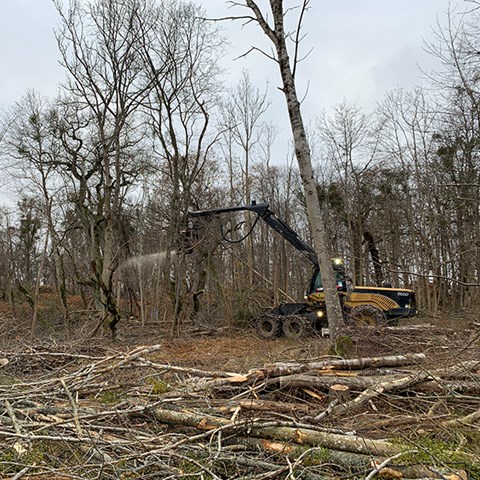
[349,305,386,327]
[282,315,314,338]
[255,315,280,339]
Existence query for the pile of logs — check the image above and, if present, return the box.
[0,342,479,479]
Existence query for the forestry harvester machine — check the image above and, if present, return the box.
[186,201,417,338]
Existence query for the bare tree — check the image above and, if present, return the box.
[422,6,480,309]
[318,101,384,286]
[229,0,344,341]
[220,70,271,286]
[375,88,440,308]
[3,91,73,323]
[140,0,224,335]
[54,0,154,335]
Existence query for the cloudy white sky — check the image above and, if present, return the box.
[0,0,465,163]
[0,1,463,104]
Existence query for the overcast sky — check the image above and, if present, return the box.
[0,0,465,163]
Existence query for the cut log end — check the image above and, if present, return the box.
[328,384,351,403]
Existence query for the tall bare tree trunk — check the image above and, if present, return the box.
[242,0,344,341]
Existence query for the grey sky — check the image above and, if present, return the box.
[0,1,462,106]
[212,1,462,116]
[0,0,463,159]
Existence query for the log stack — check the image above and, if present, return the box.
[0,344,478,479]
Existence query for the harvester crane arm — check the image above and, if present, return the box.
[188,202,319,267]
[188,201,417,338]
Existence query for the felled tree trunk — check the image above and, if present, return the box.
[149,406,397,456]
[256,353,426,378]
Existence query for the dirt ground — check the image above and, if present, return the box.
[0,307,479,479]
[126,313,480,374]
[2,304,479,376]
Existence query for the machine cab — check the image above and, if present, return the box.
[308,258,347,296]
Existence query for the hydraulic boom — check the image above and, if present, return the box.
[187,201,417,339]
[188,201,318,267]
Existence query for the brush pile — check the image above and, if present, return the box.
[0,323,479,479]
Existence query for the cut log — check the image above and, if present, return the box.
[414,379,480,394]
[149,406,398,456]
[276,371,480,393]
[222,399,311,415]
[327,371,431,416]
[442,406,480,427]
[183,375,249,393]
[133,358,245,379]
[328,384,350,403]
[316,360,480,417]
[256,353,426,378]
[431,359,480,377]
[275,373,383,390]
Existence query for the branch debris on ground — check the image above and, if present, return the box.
[0,318,479,479]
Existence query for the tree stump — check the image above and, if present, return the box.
[328,384,350,403]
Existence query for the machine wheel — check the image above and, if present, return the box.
[350,305,386,327]
[255,315,280,339]
[282,315,309,339]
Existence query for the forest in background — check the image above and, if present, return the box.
[0,0,479,338]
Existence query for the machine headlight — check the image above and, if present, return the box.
[316,310,324,318]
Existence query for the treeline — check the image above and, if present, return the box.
[0,0,479,337]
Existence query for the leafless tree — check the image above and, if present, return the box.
[423,6,480,308]
[1,91,75,334]
[54,0,155,335]
[228,0,344,341]
[140,0,225,334]
[220,70,271,285]
[317,101,385,286]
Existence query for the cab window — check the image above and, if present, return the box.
[314,269,346,291]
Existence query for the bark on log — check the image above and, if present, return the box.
[222,399,311,414]
[312,359,480,417]
[217,454,325,480]
[275,374,388,390]
[149,406,398,456]
[256,353,426,378]
[275,371,466,391]
[133,358,246,379]
[225,437,466,479]
[224,436,378,469]
[328,371,431,417]
[442,406,480,427]
[431,360,480,377]
[277,373,480,393]
[414,379,480,394]
[395,466,468,479]
[183,374,249,393]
